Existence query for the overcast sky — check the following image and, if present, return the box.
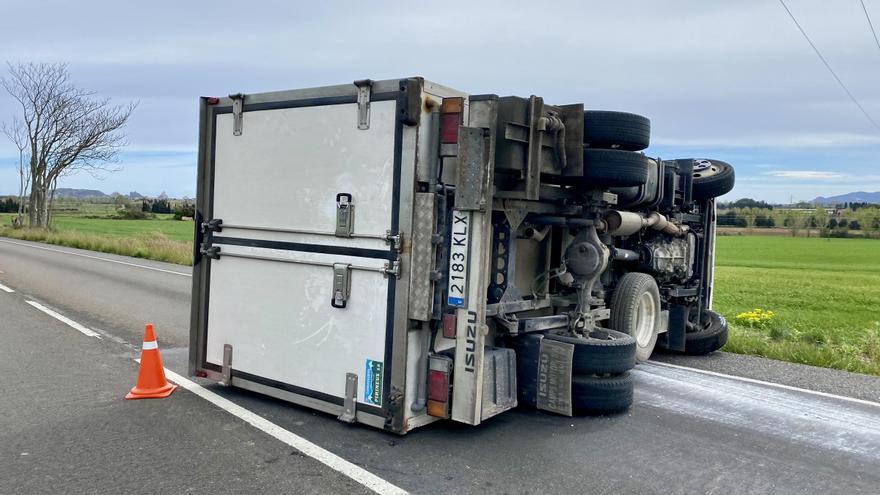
[1,0,879,202]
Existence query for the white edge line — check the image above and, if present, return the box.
[646,360,880,409]
[25,300,102,338]
[158,366,408,495]
[0,238,191,277]
[0,282,14,293]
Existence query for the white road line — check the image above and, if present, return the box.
[25,301,102,338]
[0,282,14,293]
[15,287,406,495]
[160,367,408,495]
[646,360,880,409]
[0,238,191,277]
[635,362,880,460]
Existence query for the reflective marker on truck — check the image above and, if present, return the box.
[447,211,471,308]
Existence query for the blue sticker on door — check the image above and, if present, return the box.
[364,359,384,407]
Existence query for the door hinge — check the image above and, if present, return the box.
[384,259,401,279]
[331,263,352,308]
[338,372,358,423]
[221,344,233,386]
[354,79,373,130]
[200,244,221,260]
[335,193,354,237]
[385,230,402,252]
[230,93,245,136]
[201,218,223,234]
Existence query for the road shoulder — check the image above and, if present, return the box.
[652,351,880,404]
[0,292,369,495]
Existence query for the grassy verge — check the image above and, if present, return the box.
[714,236,880,375]
[0,223,192,266]
[0,213,193,241]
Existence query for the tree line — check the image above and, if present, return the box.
[718,206,880,238]
[0,197,21,213]
[141,198,194,219]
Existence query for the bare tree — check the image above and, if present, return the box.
[2,116,29,226]
[1,62,134,228]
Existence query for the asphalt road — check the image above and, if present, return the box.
[2,237,879,494]
[0,292,369,495]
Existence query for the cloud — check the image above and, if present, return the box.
[1,0,879,203]
[652,133,880,149]
[768,170,849,179]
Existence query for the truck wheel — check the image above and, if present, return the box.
[583,149,651,187]
[682,310,728,355]
[509,333,635,411]
[545,328,636,375]
[572,373,633,413]
[610,272,661,362]
[691,158,735,199]
[583,111,650,151]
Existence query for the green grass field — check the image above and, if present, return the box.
[2,212,879,375]
[1,214,194,242]
[713,236,880,375]
[0,213,193,265]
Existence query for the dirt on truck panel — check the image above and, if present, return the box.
[188,77,736,433]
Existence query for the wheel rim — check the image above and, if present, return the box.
[693,159,724,179]
[634,292,657,348]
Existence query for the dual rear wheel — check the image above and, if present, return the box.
[582,111,736,199]
[512,329,636,414]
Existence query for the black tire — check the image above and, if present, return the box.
[583,148,651,187]
[544,328,636,375]
[691,158,735,200]
[571,373,633,413]
[657,309,728,355]
[682,310,728,355]
[610,273,661,363]
[511,334,634,413]
[513,339,634,413]
[583,111,650,151]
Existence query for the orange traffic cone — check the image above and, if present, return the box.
[125,323,177,400]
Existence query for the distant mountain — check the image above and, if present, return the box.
[53,188,108,199]
[128,191,144,200]
[812,191,880,205]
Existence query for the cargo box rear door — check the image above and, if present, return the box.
[194,90,405,419]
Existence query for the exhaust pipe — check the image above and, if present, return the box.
[604,211,685,237]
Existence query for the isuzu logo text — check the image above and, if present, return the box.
[465,310,477,373]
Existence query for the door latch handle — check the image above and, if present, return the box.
[331,263,351,308]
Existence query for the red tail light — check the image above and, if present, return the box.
[442,313,457,339]
[426,354,453,418]
[440,97,463,144]
[428,370,449,403]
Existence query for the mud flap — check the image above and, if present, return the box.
[536,338,574,416]
[665,304,688,352]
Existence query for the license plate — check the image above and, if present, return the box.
[447,210,471,308]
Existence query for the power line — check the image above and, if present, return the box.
[860,0,880,53]
[778,0,880,133]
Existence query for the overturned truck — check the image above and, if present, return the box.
[189,77,735,433]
